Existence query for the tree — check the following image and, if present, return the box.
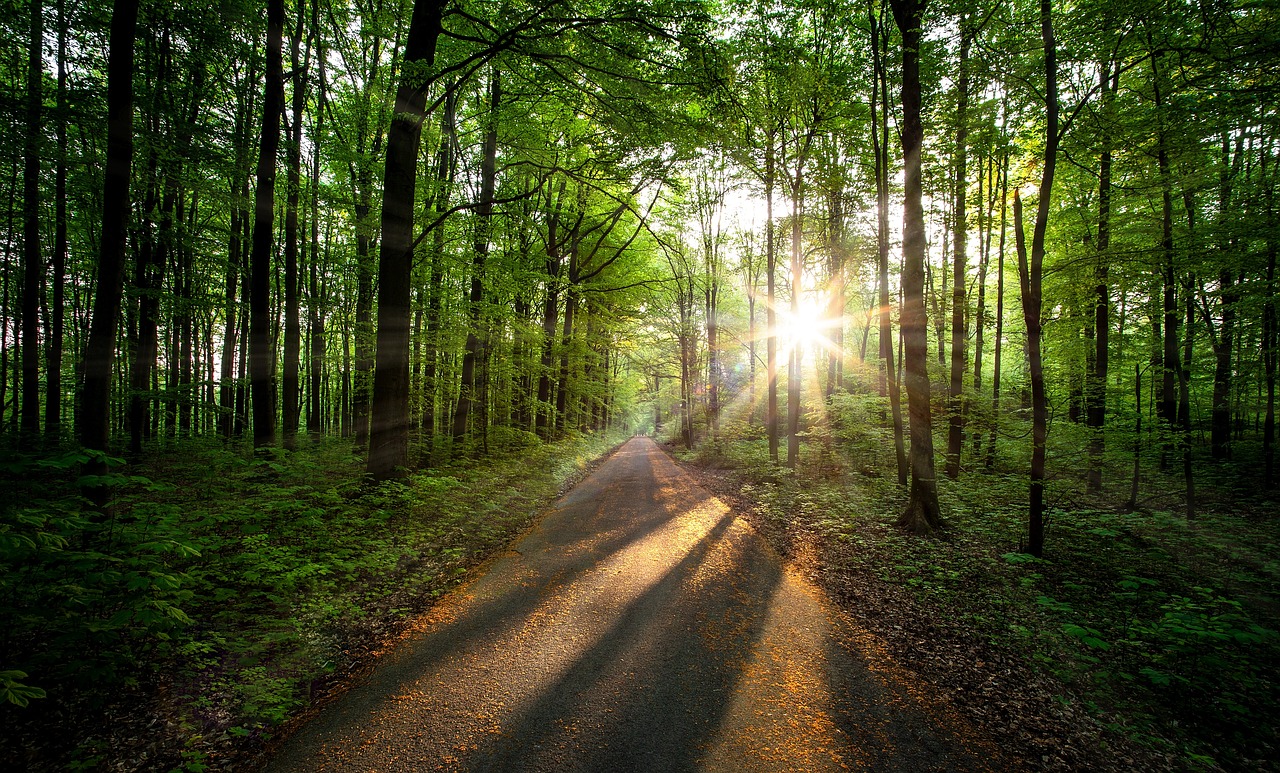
[1013,0,1059,558]
[890,0,943,533]
[945,15,973,480]
[20,0,43,444]
[249,0,287,451]
[869,0,907,486]
[79,0,140,470]
[451,69,500,453]
[367,0,446,480]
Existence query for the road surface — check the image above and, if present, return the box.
[263,436,994,772]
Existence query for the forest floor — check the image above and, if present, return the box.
[4,431,626,772]
[7,418,1277,772]
[262,436,1002,772]
[670,399,1280,773]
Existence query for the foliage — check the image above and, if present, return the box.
[685,397,1280,771]
[0,432,624,770]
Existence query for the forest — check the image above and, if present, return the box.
[1,0,1277,769]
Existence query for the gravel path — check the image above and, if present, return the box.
[262,436,996,772]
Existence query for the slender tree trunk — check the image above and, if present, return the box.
[871,3,907,485]
[421,85,457,457]
[308,31,326,438]
[555,290,577,436]
[972,151,990,456]
[367,0,446,479]
[1127,363,1143,509]
[47,0,68,442]
[1014,0,1058,558]
[1182,285,1196,516]
[1264,152,1277,488]
[21,0,44,444]
[452,71,500,453]
[249,0,286,451]
[766,138,779,463]
[945,23,971,479]
[536,205,562,440]
[80,0,140,477]
[1210,135,1242,460]
[824,186,843,398]
[891,0,942,533]
[1087,60,1116,492]
[787,176,803,466]
[987,150,1008,469]
[1150,46,1180,442]
[282,2,310,451]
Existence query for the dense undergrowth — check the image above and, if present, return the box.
[675,391,1280,772]
[1,429,624,771]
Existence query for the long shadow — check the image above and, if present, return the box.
[265,439,767,770]
[355,440,707,667]
[454,506,783,771]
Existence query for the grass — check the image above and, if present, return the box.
[1,429,625,771]
[675,389,1280,772]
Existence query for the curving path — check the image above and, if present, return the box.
[263,436,993,772]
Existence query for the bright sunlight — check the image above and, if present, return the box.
[775,289,841,355]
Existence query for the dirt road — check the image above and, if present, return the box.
[263,436,994,772]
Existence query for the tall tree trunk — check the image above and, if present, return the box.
[536,189,564,440]
[766,137,779,463]
[421,85,457,456]
[972,151,990,455]
[452,71,500,453]
[891,0,942,533]
[46,0,67,442]
[1014,0,1058,558]
[249,0,286,451]
[367,0,446,480]
[555,289,577,436]
[787,175,803,466]
[221,195,241,440]
[308,67,326,438]
[945,21,971,480]
[1182,284,1196,517]
[1264,152,1277,488]
[987,149,1008,469]
[1086,59,1116,492]
[282,1,310,451]
[21,0,44,444]
[870,2,907,485]
[824,185,843,399]
[1127,362,1143,509]
[80,0,140,478]
[1150,45,1180,438]
[1210,135,1242,460]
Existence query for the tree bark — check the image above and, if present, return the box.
[21,0,44,444]
[80,0,140,474]
[1014,0,1058,558]
[870,3,907,486]
[249,0,287,451]
[1265,152,1277,489]
[308,24,326,438]
[1149,45,1180,436]
[986,148,1008,469]
[945,21,971,480]
[46,0,68,442]
[787,174,803,466]
[367,0,446,480]
[283,0,311,451]
[452,71,500,452]
[890,0,942,533]
[1086,59,1116,492]
[766,138,779,463]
